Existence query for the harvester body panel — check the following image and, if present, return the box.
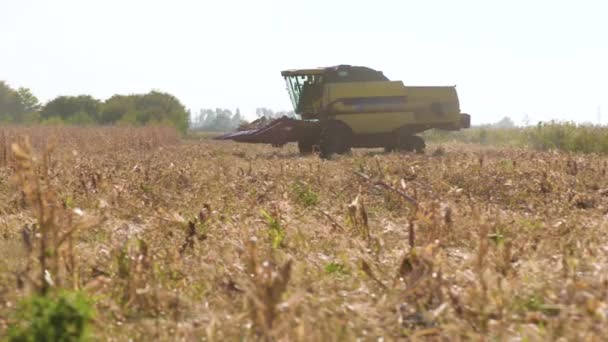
[331,112,415,135]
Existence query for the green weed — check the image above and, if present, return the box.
[292,183,319,207]
[261,209,285,249]
[7,291,94,342]
[324,262,350,276]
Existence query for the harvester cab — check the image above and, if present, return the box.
[282,65,389,120]
[282,70,323,118]
[215,65,471,158]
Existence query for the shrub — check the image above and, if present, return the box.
[40,116,65,126]
[424,122,608,154]
[7,291,94,342]
[65,111,95,126]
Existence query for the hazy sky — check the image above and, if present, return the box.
[2,0,607,124]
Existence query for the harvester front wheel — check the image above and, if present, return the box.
[386,134,426,154]
[409,136,426,154]
[297,140,315,155]
[319,121,351,159]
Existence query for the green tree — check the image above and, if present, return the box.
[41,95,101,123]
[101,91,188,132]
[0,81,19,123]
[17,87,41,113]
[0,81,40,124]
[100,95,136,124]
[231,108,244,128]
[134,91,189,132]
[66,111,95,125]
[494,116,516,128]
[201,109,216,128]
[211,108,233,131]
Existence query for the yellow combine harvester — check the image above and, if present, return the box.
[215,65,470,158]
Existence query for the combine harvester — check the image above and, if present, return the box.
[215,65,470,158]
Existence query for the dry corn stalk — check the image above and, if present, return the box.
[244,239,292,337]
[12,137,97,294]
[347,190,370,240]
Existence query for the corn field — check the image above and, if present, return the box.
[2,126,608,340]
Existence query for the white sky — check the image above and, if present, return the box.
[1,0,607,124]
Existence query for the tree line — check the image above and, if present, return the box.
[191,107,296,131]
[0,81,189,132]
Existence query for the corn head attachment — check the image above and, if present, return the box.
[213,116,311,147]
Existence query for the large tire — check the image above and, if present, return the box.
[297,140,314,155]
[409,135,426,154]
[319,121,352,159]
[388,133,426,154]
